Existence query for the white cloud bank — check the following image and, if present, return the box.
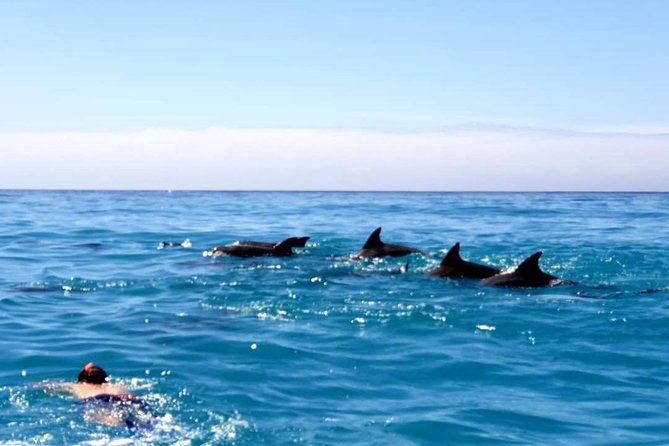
[0,126,667,191]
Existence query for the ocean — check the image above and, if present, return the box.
[1,191,668,445]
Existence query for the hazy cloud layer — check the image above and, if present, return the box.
[1,127,667,191]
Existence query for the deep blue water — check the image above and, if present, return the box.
[1,191,668,445]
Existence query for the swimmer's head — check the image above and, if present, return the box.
[77,362,108,384]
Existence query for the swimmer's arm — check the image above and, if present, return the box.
[33,381,77,395]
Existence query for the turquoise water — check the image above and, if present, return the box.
[1,191,668,445]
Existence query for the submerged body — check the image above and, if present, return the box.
[428,243,500,279]
[352,227,423,258]
[481,251,564,287]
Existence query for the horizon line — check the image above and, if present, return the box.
[2,123,669,138]
[1,188,667,194]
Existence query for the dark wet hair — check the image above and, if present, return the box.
[77,362,108,384]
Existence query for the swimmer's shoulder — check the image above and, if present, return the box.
[67,383,129,400]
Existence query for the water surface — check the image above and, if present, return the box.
[1,191,668,445]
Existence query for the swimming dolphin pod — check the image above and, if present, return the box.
[481,251,562,287]
[352,227,424,258]
[204,237,306,258]
[428,243,500,279]
[195,228,569,287]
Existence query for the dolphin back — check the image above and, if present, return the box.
[481,251,560,287]
[430,243,499,279]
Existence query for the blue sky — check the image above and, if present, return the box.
[1,1,668,190]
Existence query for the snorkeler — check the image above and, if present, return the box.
[48,362,153,429]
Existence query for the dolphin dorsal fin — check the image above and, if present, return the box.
[295,236,310,247]
[440,242,462,266]
[516,251,543,275]
[362,227,383,249]
[273,237,296,255]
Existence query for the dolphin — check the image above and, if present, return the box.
[233,236,310,250]
[352,227,424,258]
[158,239,192,249]
[481,251,564,287]
[204,237,302,258]
[428,243,500,279]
